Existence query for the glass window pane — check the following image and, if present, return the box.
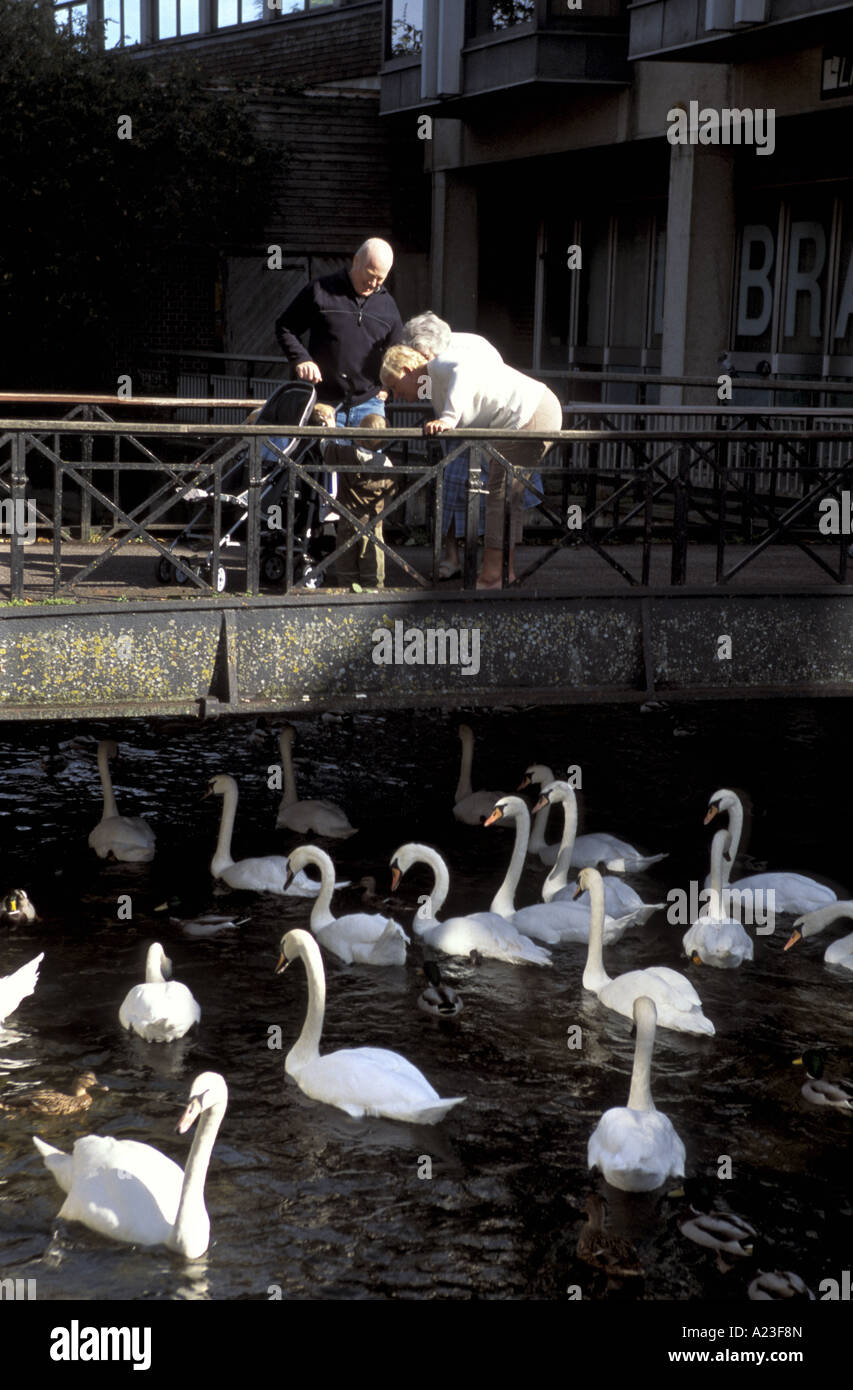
[489,1,535,30]
[180,0,200,33]
[832,196,853,354]
[55,3,89,34]
[781,199,832,355]
[123,0,141,43]
[218,0,239,24]
[611,209,650,350]
[159,0,177,38]
[734,206,778,354]
[390,0,423,54]
[576,218,610,350]
[104,0,122,46]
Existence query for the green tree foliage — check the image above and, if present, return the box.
[0,0,276,389]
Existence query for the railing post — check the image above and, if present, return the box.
[715,430,727,584]
[671,443,690,585]
[246,433,261,596]
[53,452,64,597]
[80,404,92,542]
[285,455,296,593]
[464,445,483,590]
[9,432,26,600]
[431,440,443,584]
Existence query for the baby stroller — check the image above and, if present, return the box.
[155,380,324,592]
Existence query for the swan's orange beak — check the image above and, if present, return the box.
[690,952,702,966]
[517,775,531,790]
[274,953,289,975]
[177,1094,202,1135]
[572,882,584,901]
[532,796,547,814]
[483,807,503,827]
[783,930,802,952]
[390,867,401,891]
[704,805,719,825]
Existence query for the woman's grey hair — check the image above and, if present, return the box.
[403,311,452,359]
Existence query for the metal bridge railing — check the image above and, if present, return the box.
[2,398,853,599]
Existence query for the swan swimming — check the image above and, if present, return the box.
[784,902,853,973]
[390,842,552,966]
[705,788,836,914]
[452,725,506,825]
[119,943,201,1042]
[520,765,666,872]
[682,828,754,969]
[276,929,465,1122]
[88,741,156,863]
[206,774,346,897]
[588,996,687,1191]
[275,726,357,838]
[579,868,715,1036]
[33,1071,228,1258]
[288,845,408,966]
[0,952,43,1025]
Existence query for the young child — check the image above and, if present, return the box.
[322,412,395,588]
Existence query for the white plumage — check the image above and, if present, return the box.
[521,764,666,871]
[452,725,506,825]
[289,846,408,966]
[0,952,43,1025]
[705,788,836,914]
[119,943,201,1042]
[785,901,853,972]
[88,740,156,863]
[682,828,754,969]
[275,726,357,838]
[207,773,346,897]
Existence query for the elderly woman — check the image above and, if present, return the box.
[382,317,562,588]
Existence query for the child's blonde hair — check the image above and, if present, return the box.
[380,344,428,387]
[311,403,337,428]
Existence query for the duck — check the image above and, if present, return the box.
[0,952,44,1026]
[784,902,853,972]
[355,876,410,914]
[88,740,156,863]
[389,842,552,966]
[170,913,250,938]
[705,788,836,914]
[588,997,686,1192]
[418,962,463,1019]
[452,725,507,825]
[33,1072,228,1259]
[520,765,666,871]
[0,1071,106,1116]
[792,1049,853,1111]
[748,1271,815,1300]
[674,1189,758,1273]
[119,943,201,1043]
[288,846,408,966]
[275,726,357,838]
[576,1194,643,1280]
[484,796,637,944]
[206,774,347,897]
[578,868,715,1036]
[0,889,37,925]
[682,828,754,969]
[536,784,663,926]
[275,929,465,1123]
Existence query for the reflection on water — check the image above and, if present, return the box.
[0,701,851,1300]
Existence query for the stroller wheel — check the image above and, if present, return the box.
[203,563,227,593]
[262,552,286,584]
[156,557,175,584]
[173,562,191,584]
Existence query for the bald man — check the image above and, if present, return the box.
[275,238,404,425]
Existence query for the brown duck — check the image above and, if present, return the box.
[576,1195,643,1280]
[0,1071,107,1117]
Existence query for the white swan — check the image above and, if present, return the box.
[33,1071,227,1259]
[275,726,357,838]
[276,929,465,1123]
[288,846,408,966]
[784,902,853,972]
[452,725,507,825]
[705,788,836,914]
[534,782,663,926]
[389,843,552,966]
[484,796,636,945]
[88,740,156,863]
[579,868,715,1036]
[0,952,43,1025]
[206,774,345,897]
[119,943,201,1042]
[682,829,754,970]
[520,765,666,872]
[588,996,687,1192]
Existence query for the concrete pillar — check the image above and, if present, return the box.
[660,143,736,406]
[431,170,479,329]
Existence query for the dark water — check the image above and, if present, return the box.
[0,701,851,1302]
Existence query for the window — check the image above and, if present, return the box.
[53,2,90,35]
[389,0,423,55]
[103,0,142,46]
[469,0,534,37]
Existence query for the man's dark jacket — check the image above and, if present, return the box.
[275,269,404,406]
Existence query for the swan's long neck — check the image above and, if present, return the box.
[412,847,450,919]
[526,767,555,853]
[287,942,325,1074]
[582,874,612,992]
[706,829,729,918]
[720,796,743,887]
[626,1010,656,1112]
[302,850,335,929]
[455,732,474,803]
[211,783,237,874]
[279,732,298,808]
[542,789,579,899]
[801,902,853,939]
[490,803,530,917]
[169,1101,226,1258]
[97,744,119,821]
[145,945,166,984]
